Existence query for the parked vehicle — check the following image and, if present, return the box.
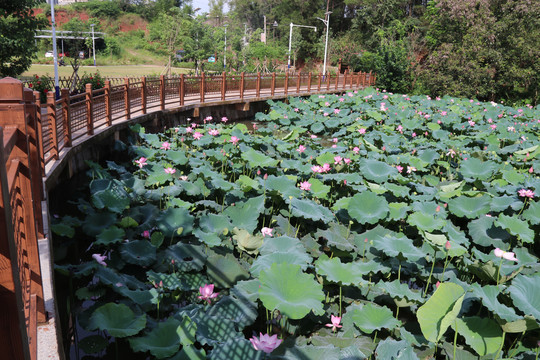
[45,51,54,58]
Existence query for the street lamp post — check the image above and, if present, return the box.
[223,24,228,70]
[91,23,96,67]
[317,11,332,76]
[50,0,59,98]
[288,22,317,71]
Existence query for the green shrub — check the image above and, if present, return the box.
[27,74,53,102]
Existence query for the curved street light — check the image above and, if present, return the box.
[316,11,332,76]
[288,23,317,72]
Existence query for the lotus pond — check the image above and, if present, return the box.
[52,88,540,360]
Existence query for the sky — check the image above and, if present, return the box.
[190,0,229,14]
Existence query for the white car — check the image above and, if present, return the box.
[45,51,54,58]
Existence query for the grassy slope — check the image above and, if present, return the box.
[21,64,191,78]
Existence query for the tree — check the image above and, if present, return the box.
[0,0,47,77]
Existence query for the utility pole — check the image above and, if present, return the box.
[263,15,267,44]
[50,0,59,98]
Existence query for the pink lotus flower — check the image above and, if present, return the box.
[358,128,366,134]
[186,127,193,133]
[352,147,360,154]
[445,241,451,250]
[230,136,239,145]
[261,227,273,237]
[249,333,282,354]
[161,142,171,150]
[518,189,535,198]
[322,163,331,173]
[529,166,534,174]
[310,134,318,139]
[221,116,228,123]
[396,125,403,133]
[299,181,311,191]
[334,109,340,114]
[208,129,220,136]
[468,120,475,126]
[193,131,203,140]
[325,102,330,106]
[204,116,213,123]
[334,156,343,165]
[441,111,447,116]
[198,284,219,304]
[92,253,107,267]
[344,158,351,165]
[142,230,151,238]
[396,165,404,173]
[135,157,147,168]
[446,149,456,158]
[339,98,344,102]
[407,166,416,174]
[294,108,299,112]
[297,145,306,153]
[164,167,176,175]
[312,165,323,173]
[325,314,342,332]
[494,248,518,262]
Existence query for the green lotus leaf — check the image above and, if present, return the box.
[422,232,467,257]
[376,279,424,304]
[385,183,410,197]
[417,282,465,343]
[241,148,279,167]
[438,181,464,193]
[388,202,409,221]
[370,231,425,261]
[75,287,106,301]
[167,150,188,165]
[265,175,302,198]
[499,315,540,334]
[146,167,173,186]
[208,339,265,360]
[523,201,540,225]
[130,317,195,358]
[347,191,389,224]
[237,175,261,191]
[83,212,117,236]
[315,222,357,252]
[447,196,491,218]
[95,226,125,246]
[210,177,235,191]
[118,216,138,228]
[289,197,334,222]
[451,317,503,356]
[350,302,401,334]
[508,274,540,321]
[308,178,331,199]
[469,284,519,322]
[375,338,419,360]
[495,215,534,243]
[408,212,446,232]
[206,295,258,328]
[206,253,250,288]
[460,158,498,180]
[51,223,75,238]
[467,217,510,248]
[490,195,522,212]
[259,235,304,255]
[166,345,206,360]
[147,271,208,292]
[194,213,232,247]
[120,240,157,266]
[251,250,311,277]
[127,203,159,228]
[89,303,146,338]
[176,180,202,196]
[232,228,264,255]
[224,195,265,233]
[161,243,206,272]
[90,179,130,213]
[315,257,363,286]
[360,159,397,183]
[78,335,108,354]
[271,340,339,360]
[310,336,374,357]
[259,263,325,319]
[331,196,352,212]
[316,152,336,166]
[230,279,261,303]
[156,207,194,236]
[196,315,242,346]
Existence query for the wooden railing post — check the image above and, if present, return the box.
[349,71,353,87]
[221,72,226,101]
[317,73,321,91]
[46,91,59,160]
[240,72,245,100]
[326,72,331,90]
[160,75,165,110]
[284,72,289,95]
[61,89,72,147]
[296,72,301,94]
[200,72,205,103]
[124,78,131,120]
[335,71,339,90]
[141,77,147,114]
[256,72,261,97]
[85,83,94,135]
[179,74,185,106]
[307,72,312,93]
[33,91,45,177]
[104,81,112,125]
[356,72,360,87]
[271,73,276,96]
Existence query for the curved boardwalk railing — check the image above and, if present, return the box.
[0,69,374,359]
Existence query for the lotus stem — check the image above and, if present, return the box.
[453,320,458,360]
[395,306,400,320]
[424,250,437,297]
[441,252,450,280]
[339,285,342,318]
[496,257,504,287]
[398,262,402,282]
[494,331,506,359]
